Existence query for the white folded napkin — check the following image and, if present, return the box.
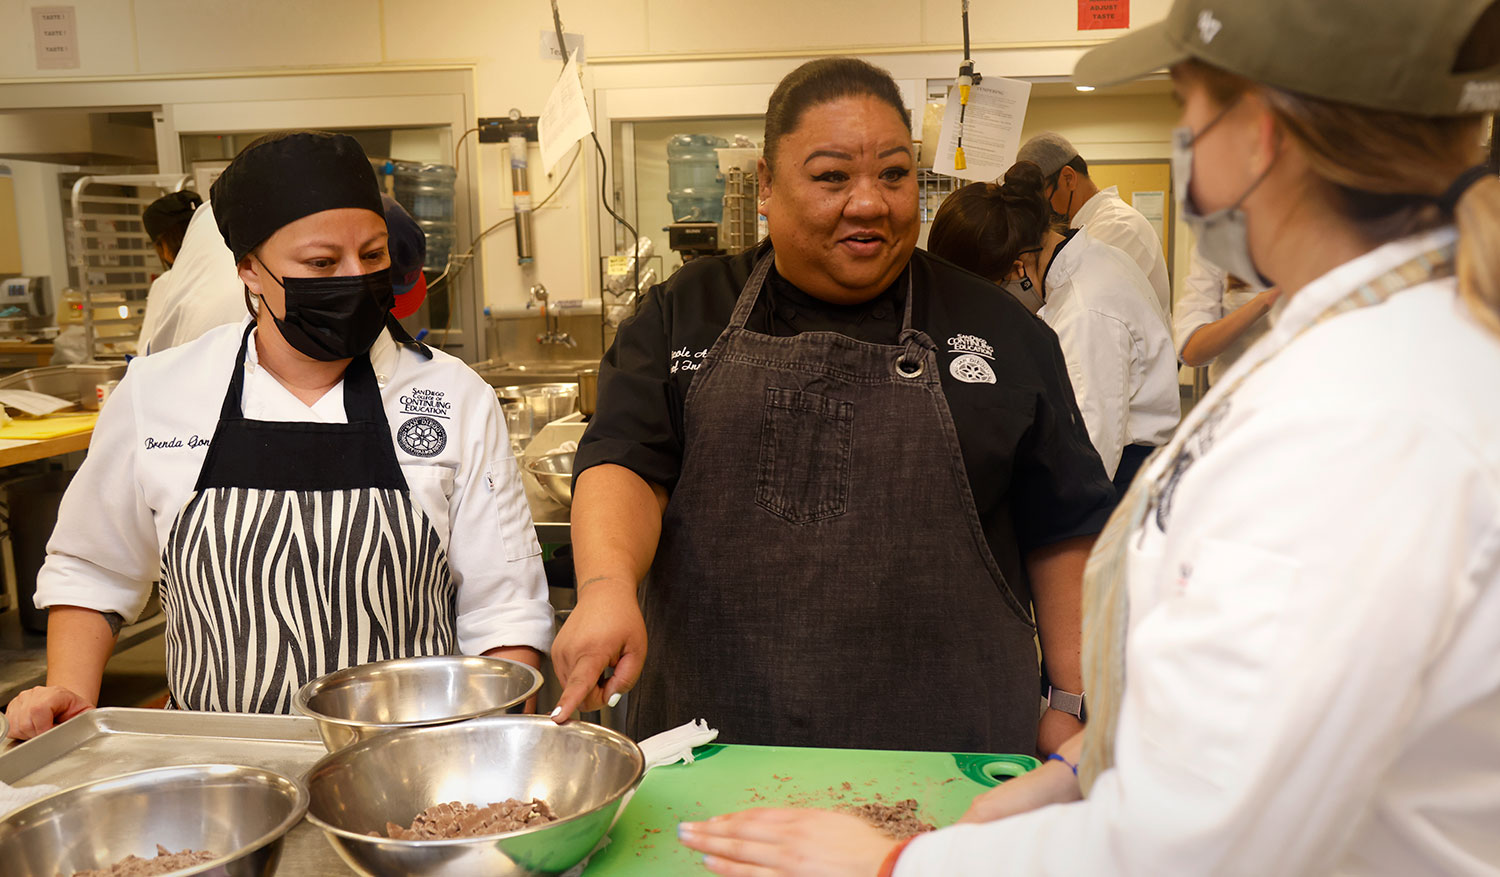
[0,780,61,819]
[0,389,74,417]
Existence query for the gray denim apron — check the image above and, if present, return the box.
[628,249,1041,753]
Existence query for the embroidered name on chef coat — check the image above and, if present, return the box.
[143,435,211,450]
[947,333,998,384]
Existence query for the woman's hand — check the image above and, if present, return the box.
[549,576,647,720]
[4,685,95,740]
[678,809,897,877]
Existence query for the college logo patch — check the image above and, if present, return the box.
[947,333,997,384]
[397,416,447,457]
[950,354,997,384]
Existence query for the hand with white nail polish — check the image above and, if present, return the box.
[550,574,647,722]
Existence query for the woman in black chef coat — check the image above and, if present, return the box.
[552,58,1115,756]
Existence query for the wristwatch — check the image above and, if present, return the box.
[1045,685,1087,722]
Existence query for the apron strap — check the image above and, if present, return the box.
[218,323,256,421]
[727,244,777,331]
[221,322,389,426]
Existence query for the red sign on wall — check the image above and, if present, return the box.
[1079,0,1129,30]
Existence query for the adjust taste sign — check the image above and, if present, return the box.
[1078,0,1130,30]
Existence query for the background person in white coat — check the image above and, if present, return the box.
[678,0,1500,873]
[137,199,246,355]
[928,164,1180,491]
[1017,131,1173,315]
[1174,240,1281,384]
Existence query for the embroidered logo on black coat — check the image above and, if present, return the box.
[398,416,447,457]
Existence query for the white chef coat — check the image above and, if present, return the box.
[897,226,1500,876]
[1072,185,1173,315]
[138,200,247,355]
[36,319,553,656]
[1174,242,1271,384]
[1039,229,1180,479]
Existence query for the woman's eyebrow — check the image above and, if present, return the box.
[803,149,854,164]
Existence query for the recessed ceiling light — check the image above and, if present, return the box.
[1075,85,1096,92]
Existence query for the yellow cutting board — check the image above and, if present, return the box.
[0,412,99,440]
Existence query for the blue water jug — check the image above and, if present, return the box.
[666,134,728,223]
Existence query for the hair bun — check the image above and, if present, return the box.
[1001,160,1047,200]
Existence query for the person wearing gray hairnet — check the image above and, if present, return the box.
[1017,132,1172,315]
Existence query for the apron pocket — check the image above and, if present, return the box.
[756,387,853,524]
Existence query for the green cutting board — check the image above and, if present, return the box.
[583,744,1038,875]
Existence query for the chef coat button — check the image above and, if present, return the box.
[872,304,891,320]
[777,304,797,322]
[376,374,388,387]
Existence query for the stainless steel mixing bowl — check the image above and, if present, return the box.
[293,655,544,752]
[524,451,574,508]
[305,716,644,876]
[0,763,307,877]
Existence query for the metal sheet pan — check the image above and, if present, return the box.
[0,707,353,874]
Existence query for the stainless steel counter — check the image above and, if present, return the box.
[0,484,567,711]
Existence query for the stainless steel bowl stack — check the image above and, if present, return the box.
[305,716,645,877]
[524,451,575,508]
[0,764,307,877]
[293,655,544,753]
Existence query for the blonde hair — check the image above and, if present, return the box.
[1179,59,1500,335]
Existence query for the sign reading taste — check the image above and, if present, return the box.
[32,6,79,70]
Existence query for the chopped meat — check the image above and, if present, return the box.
[62,844,217,877]
[839,798,935,841]
[375,798,558,840]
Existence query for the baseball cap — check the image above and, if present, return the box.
[1016,133,1080,178]
[142,190,202,242]
[1074,0,1500,116]
[382,195,428,320]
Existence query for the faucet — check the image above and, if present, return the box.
[528,284,576,348]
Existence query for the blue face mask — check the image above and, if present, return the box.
[255,258,393,361]
[1172,101,1276,290]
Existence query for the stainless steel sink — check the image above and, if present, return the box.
[471,358,601,388]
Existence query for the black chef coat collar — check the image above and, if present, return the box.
[762,261,910,341]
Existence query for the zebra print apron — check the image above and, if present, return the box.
[159,325,456,713]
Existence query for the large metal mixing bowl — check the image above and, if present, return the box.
[305,716,644,877]
[293,655,543,753]
[524,451,574,508]
[0,764,307,877]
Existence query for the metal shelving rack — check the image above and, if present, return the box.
[722,167,761,254]
[68,173,193,361]
[918,169,961,223]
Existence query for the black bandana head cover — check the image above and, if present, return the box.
[211,131,383,262]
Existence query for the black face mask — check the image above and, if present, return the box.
[255,258,393,361]
[1046,177,1074,226]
